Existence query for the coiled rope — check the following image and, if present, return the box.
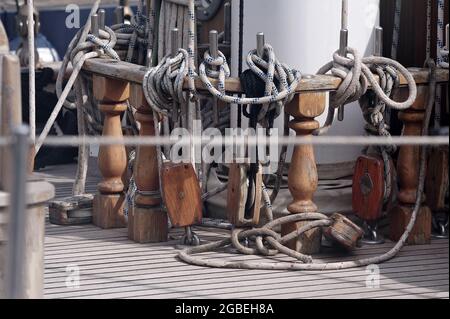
[178,61,438,271]
[199,44,301,111]
[314,48,417,135]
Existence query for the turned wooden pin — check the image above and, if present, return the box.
[92,75,129,229]
[128,84,168,243]
[389,85,432,245]
[283,90,326,254]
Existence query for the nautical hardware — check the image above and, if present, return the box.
[179,86,433,269]
[315,2,417,136]
[143,25,201,246]
[389,60,437,245]
[353,27,397,245]
[227,161,262,228]
[323,214,364,250]
[161,162,203,229]
[49,195,94,226]
[196,0,224,22]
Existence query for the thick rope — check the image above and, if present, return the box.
[199,44,301,108]
[314,48,417,135]
[178,58,438,272]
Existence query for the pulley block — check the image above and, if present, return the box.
[161,162,203,228]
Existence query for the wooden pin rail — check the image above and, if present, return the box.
[82,59,449,93]
[81,58,448,248]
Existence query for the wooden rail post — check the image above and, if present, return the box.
[92,75,129,229]
[128,85,168,243]
[282,92,326,254]
[389,86,432,244]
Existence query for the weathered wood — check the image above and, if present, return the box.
[161,162,202,228]
[282,93,326,254]
[227,161,262,227]
[0,55,22,191]
[127,85,168,243]
[82,59,449,94]
[389,86,432,245]
[324,213,364,250]
[352,156,385,221]
[92,75,129,229]
[426,147,449,212]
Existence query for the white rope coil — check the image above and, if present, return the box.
[315,47,417,135]
[199,44,301,112]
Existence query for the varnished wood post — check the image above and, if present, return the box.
[128,85,168,243]
[389,86,432,244]
[92,75,129,229]
[283,92,326,254]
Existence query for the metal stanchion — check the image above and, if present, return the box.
[6,125,30,299]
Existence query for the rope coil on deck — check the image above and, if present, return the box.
[199,44,301,108]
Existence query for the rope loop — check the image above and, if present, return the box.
[142,49,190,118]
[199,44,301,109]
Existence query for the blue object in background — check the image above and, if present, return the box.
[1,5,136,59]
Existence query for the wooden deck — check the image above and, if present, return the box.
[38,164,449,299]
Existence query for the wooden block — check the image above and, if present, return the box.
[227,161,262,227]
[161,162,202,228]
[285,92,327,119]
[352,156,385,221]
[389,205,432,245]
[93,193,126,229]
[49,194,94,226]
[324,214,364,250]
[281,221,322,255]
[128,205,168,243]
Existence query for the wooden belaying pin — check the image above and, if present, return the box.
[224,2,232,45]
[114,6,125,25]
[257,32,265,58]
[98,9,106,31]
[338,29,348,122]
[210,30,220,126]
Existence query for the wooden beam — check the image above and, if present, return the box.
[82,58,449,94]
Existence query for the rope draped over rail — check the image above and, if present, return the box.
[314,47,417,135]
[178,61,438,271]
[143,49,189,118]
[199,44,301,111]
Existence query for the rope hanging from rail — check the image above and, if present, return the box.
[178,60,438,271]
[314,48,418,135]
